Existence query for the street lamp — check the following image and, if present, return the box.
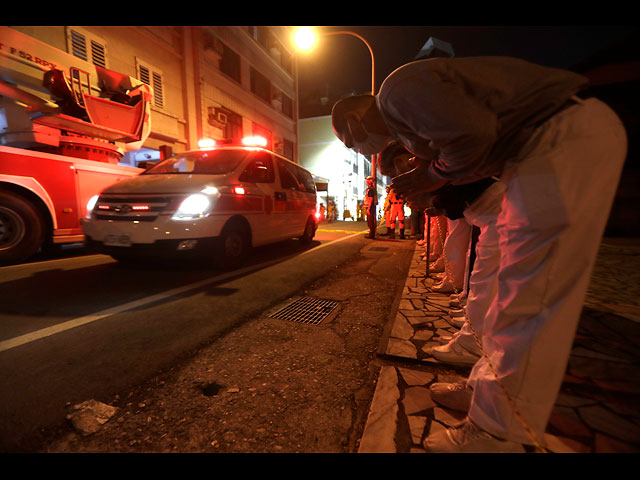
[293,26,378,192]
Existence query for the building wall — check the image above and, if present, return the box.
[299,115,389,221]
[9,26,298,165]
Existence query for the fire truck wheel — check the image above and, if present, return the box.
[0,191,46,265]
[218,221,250,269]
[299,217,316,244]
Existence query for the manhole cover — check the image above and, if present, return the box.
[369,247,389,252]
[269,297,340,325]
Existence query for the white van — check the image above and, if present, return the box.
[83,137,318,267]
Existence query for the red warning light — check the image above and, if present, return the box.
[198,138,217,149]
[241,136,267,148]
[233,186,246,195]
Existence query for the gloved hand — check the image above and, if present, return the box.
[391,163,447,200]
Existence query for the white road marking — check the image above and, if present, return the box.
[299,229,366,256]
[0,254,106,271]
[0,229,366,353]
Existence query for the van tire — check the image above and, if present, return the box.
[0,191,46,265]
[299,217,316,244]
[218,221,250,269]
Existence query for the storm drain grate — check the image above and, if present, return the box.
[269,297,340,325]
[369,247,389,252]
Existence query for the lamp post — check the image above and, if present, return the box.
[293,27,378,193]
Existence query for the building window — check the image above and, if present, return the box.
[66,27,108,68]
[247,26,294,76]
[250,67,271,104]
[208,106,243,140]
[280,48,293,75]
[220,43,241,83]
[136,58,164,109]
[283,139,295,162]
[282,94,294,119]
[364,159,371,178]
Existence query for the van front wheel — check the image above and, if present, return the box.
[218,222,250,269]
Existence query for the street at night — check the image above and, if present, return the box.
[1,225,638,453]
[1,25,639,454]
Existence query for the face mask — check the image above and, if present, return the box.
[355,129,390,156]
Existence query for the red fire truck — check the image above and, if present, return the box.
[0,26,152,265]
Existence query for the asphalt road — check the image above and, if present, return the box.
[0,221,370,451]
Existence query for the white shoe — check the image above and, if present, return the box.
[429,341,480,367]
[449,317,465,329]
[423,417,526,453]
[428,262,444,273]
[448,308,466,328]
[429,382,472,412]
[431,281,455,294]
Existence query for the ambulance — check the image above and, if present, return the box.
[82,136,318,267]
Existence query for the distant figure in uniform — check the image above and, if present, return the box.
[386,187,405,239]
[364,176,377,239]
[327,201,334,223]
[381,185,391,235]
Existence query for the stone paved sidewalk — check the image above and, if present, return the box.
[359,239,640,453]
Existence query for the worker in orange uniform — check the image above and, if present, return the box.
[381,185,392,234]
[387,186,405,239]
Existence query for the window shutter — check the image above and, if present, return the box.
[139,64,150,85]
[152,71,163,108]
[137,60,164,109]
[68,28,107,68]
[90,40,106,68]
[70,30,88,61]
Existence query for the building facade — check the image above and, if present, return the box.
[10,26,298,166]
[298,115,390,221]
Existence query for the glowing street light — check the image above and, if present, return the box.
[293,27,317,52]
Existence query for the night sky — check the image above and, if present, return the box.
[297,26,637,118]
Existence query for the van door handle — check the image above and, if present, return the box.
[275,192,287,201]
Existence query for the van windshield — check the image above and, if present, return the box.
[143,150,249,175]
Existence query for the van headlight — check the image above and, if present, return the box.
[86,195,99,219]
[172,193,212,220]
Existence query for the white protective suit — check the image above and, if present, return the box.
[449,180,505,358]
[436,217,471,291]
[377,57,627,444]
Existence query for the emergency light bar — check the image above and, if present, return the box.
[198,138,217,149]
[241,136,267,147]
[197,136,268,149]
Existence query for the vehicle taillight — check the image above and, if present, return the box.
[131,205,150,211]
[233,186,246,195]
